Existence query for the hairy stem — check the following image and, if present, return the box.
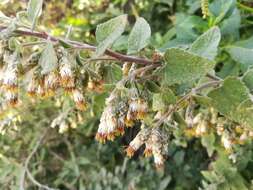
[154,80,222,127]
[0,26,154,65]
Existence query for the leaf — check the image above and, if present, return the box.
[190,27,221,60]
[163,48,215,85]
[27,0,43,30]
[210,0,236,24]
[175,13,206,42]
[226,46,253,71]
[242,69,253,91]
[39,42,58,74]
[95,15,127,56]
[127,17,151,55]
[152,89,176,111]
[103,63,122,84]
[208,77,253,128]
[201,133,215,157]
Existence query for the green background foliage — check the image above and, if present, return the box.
[0,0,253,190]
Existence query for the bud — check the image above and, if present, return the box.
[59,121,69,134]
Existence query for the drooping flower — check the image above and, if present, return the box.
[2,68,18,91]
[125,128,151,157]
[44,72,59,96]
[71,89,87,111]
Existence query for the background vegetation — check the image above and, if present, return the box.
[0,0,253,189]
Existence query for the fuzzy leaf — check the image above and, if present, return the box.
[242,69,253,91]
[127,17,151,55]
[226,46,253,71]
[190,27,221,60]
[152,89,176,111]
[39,42,58,74]
[163,48,215,85]
[95,15,127,56]
[208,77,253,128]
[27,0,43,30]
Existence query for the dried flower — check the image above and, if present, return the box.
[126,128,151,157]
[72,89,87,111]
[27,77,37,97]
[44,72,59,96]
[2,68,18,91]
[5,91,18,107]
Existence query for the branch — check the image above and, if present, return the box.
[20,129,59,190]
[154,80,222,127]
[0,26,155,65]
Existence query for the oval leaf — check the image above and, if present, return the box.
[39,42,58,74]
[127,17,151,55]
[163,48,215,85]
[27,0,43,30]
[95,15,127,56]
[190,26,221,60]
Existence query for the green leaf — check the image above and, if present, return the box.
[210,0,236,24]
[39,42,58,74]
[127,17,151,55]
[103,63,122,84]
[190,27,221,60]
[226,46,253,71]
[152,89,176,111]
[208,77,253,128]
[242,69,253,91]
[95,15,127,56]
[175,13,205,42]
[163,48,215,85]
[27,0,43,30]
[201,133,215,157]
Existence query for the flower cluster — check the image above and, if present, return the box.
[1,51,20,107]
[125,127,168,168]
[184,107,253,156]
[95,89,148,143]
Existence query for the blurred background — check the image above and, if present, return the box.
[0,0,253,190]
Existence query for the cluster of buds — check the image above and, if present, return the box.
[1,51,20,107]
[126,127,168,168]
[95,89,148,143]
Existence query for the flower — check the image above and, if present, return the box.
[5,91,18,107]
[27,77,37,97]
[44,72,59,96]
[2,68,18,91]
[59,121,69,134]
[59,60,75,91]
[125,128,151,158]
[96,106,118,143]
[127,98,148,122]
[72,89,87,111]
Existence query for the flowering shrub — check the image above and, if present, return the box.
[0,0,253,189]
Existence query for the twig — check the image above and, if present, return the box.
[154,80,222,127]
[20,129,59,190]
[0,26,155,65]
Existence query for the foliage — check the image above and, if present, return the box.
[0,0,253,190]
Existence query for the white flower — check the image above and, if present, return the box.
[2,68,18,90]
[59,121,69,134]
